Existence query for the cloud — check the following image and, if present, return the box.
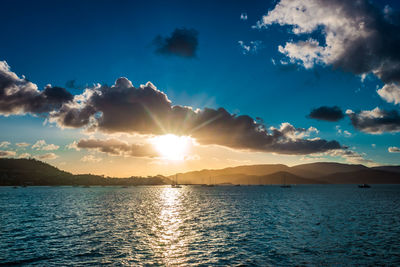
[32,140,59,151]
[308,106,344,122]
[36,153,58,160]
[153,28,198,58]
[0,141,10,148]
[336,126,352,137]
[16,142,30,147]
[75,138,158,158]
[81,154,102,162]
[238,41,263,54]
[388,146,400,153]
[0,150,16,157]
[377,83,400,105]
[50,77,343,155]
[327,149,375,165]
[0,61,73,115]
[346,107,400,134]
[240,13,248,20]
[18,153,31,158]
[257,0,400,104]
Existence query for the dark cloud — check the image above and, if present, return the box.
[76,139,158,158]
[347,107,400,134]
[308,106,344,122]
[50,77,343,155]
[260,0,400,103]
[153,28,198,58]
[0,61,73,115]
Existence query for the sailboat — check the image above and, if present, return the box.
[280,173,291,188]
[171,174,182,188]
[205,176,215,187]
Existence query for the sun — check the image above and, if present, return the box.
[151,134,192,161]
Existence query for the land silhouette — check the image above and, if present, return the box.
[0,158,399,186]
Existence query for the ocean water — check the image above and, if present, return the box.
[1,185,400,266]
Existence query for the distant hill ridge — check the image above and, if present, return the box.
[1,158,399,185]
[174,162,400,184]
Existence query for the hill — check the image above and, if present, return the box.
[174,162,400,185]
[1,158,400,186]
[0,158,169,186]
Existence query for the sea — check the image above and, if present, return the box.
[1,185,400,266]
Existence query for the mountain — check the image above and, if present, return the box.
[174,162,400,185]
[371,166,400,173]
[176,164,290,184]
[0,158,169,186]
[1,158,400,186]
[289,162,368,178]
[317,169,400,184]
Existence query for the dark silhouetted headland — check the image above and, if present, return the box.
[0,158,169,186]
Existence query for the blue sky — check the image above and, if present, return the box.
[1,0,399,175]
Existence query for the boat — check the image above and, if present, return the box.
[171,174,182,188]
[280,173,291,188]
[358,184,371,188]
[204,176,215,187]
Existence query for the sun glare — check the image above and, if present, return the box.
[151,134,192,161]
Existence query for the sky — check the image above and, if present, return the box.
[1,0,400,177]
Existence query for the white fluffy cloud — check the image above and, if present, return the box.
[16,142,30,147]
[388,146,400,153]
[32,140,59,151]
[0,141,10,148]
[377,83,400,105]
[257,0,400,105]
[238,41,262,54]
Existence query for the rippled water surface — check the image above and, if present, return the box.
[1,185,400,266]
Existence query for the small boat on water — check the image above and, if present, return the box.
[204,176,215,187]
[358,184,371,188]
[171,174,182,188]
[280,173,291,188]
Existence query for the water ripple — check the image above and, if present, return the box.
[1,185,400,265]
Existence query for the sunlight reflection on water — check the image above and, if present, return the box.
[1,185,400,265]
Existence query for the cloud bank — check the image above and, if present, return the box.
[50,77,343,155]
[0,61,343,155]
